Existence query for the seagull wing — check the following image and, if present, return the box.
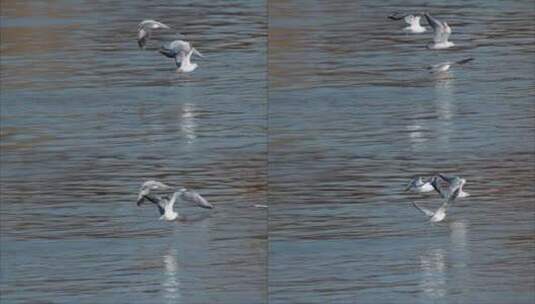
[388,12,406,21]
[141,180,171,190]
[424,13,448,43]
[455,58,474,65]
[180,190,214,209]
[141,194,167,215]
[412,202,435,217]
[431,177,447,198]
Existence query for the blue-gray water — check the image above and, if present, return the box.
[1,1,267,303]
[268,0,534,303]
[1,0,534,303]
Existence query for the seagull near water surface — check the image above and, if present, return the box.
[136,180,214,221]
[388,12,427,33]
[159,40,204,73]
[424,12,455,49]
[137,19,171,49]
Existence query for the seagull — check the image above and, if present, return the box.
[140,189,213,221]
[424,13,454,49]
[136,180,172,205]
[428,58,474,73]
[158,40,203,73]
[137,20,171,49]
[405,176,436,193]
[388,12,427,33]
[412,187,461,222]
[433,173,470,198]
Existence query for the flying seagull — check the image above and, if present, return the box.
[412,187,461,222]
[405,176,436,193]
[433,173,470,198]
[137,20,171,49]
[388,12,427,33]
[424,13,454,49]
[428,58,474,73]
[139,189,214,221]
[136,180,172,205]
[159,40,203,73]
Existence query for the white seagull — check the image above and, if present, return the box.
[405,176,436,193]
[159,40,204,73]
[140,189,214,221]
[137,20,171,49]
[433,173,470,198]
[412,187,461,222]
[137,180,172,205]
[424,13,454,49]
[428,58,474,73]
[388,12,427,33]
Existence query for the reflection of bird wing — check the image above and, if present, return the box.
[180,190,214,209]
[412,202,435,217]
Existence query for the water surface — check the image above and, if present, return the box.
[1,1,267,303]
[268,0,534,303]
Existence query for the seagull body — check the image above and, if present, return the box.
[413,187,461,222]
[158,40,203,73]
[424,13,454,49]
[405,176,435,193]
[137,180,172,205]
[137,20,171,49]
[388,13,427,33]
[428,58,474,73]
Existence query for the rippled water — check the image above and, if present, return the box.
[1,1,267,303]
[2,0,534,303]
[268,0,534,303]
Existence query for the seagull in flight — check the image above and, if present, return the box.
[140,189,214,221]
[428,58,474,73]
[412,187,461,222]
[137,20,171,49]
[432,173,470,198]
[137,180,172,205]
[405,176,436,193]
[388,12,427,33]
[159,40,204,73]
[424,13,454,49]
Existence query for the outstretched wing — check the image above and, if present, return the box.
[430,177,447,198]
[388,12,406,21]
[141,194,167,215]
[180,190,214,209]
[455,58,474,65]
[424,13,449,43]
[412,202,435,217]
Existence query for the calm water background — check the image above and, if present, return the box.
[268,0,534,303]
[1,1,267,303]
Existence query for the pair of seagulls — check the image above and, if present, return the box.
[137,20,203,73]
[405,173,470,222]
[137,180,214,221]
[388,12,474,73]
